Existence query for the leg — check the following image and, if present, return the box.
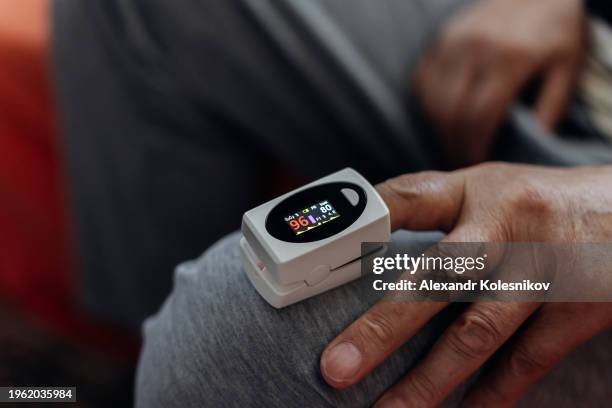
[135,232,466,408]
[515,330,612,407]
[136,232,612,407]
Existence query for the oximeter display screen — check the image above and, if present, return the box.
[284,200,340,235]
[266,181,367,243]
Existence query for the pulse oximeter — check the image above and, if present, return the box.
[240,168,390,308]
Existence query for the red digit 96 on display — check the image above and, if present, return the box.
[288,216,309,230]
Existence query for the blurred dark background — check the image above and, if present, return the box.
[0,1,137,406]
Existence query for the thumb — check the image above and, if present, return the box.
[535,62,577,130]
[376,171,466,232]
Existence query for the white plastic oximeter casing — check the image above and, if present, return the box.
[240,168,390,308]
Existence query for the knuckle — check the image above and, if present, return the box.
[382,171,446,209]
[407,370,439,406]
[383,172,446,203]
[447,308,503,359]
[477,382,510,404]
[467,33,488,49]
[510,345,550,376]
[478,161,505,170]
[503,41,530,59]
[470,161,509,175]
[489,35,532,61]
[507,181,556,218]
[457,29,490,49]
[358,310,396,351]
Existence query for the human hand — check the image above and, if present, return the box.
[414,0,586,167]
[320,163,612,407]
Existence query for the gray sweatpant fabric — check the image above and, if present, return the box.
[53,0,612,330]
[135,232,612,407]
[51,0,470,328]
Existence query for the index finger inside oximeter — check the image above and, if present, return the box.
[240,168,390,308]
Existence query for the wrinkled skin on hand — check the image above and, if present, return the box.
[321,163,612,408]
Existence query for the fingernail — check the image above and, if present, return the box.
[375,397,407,408]
[321,342,362,382]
